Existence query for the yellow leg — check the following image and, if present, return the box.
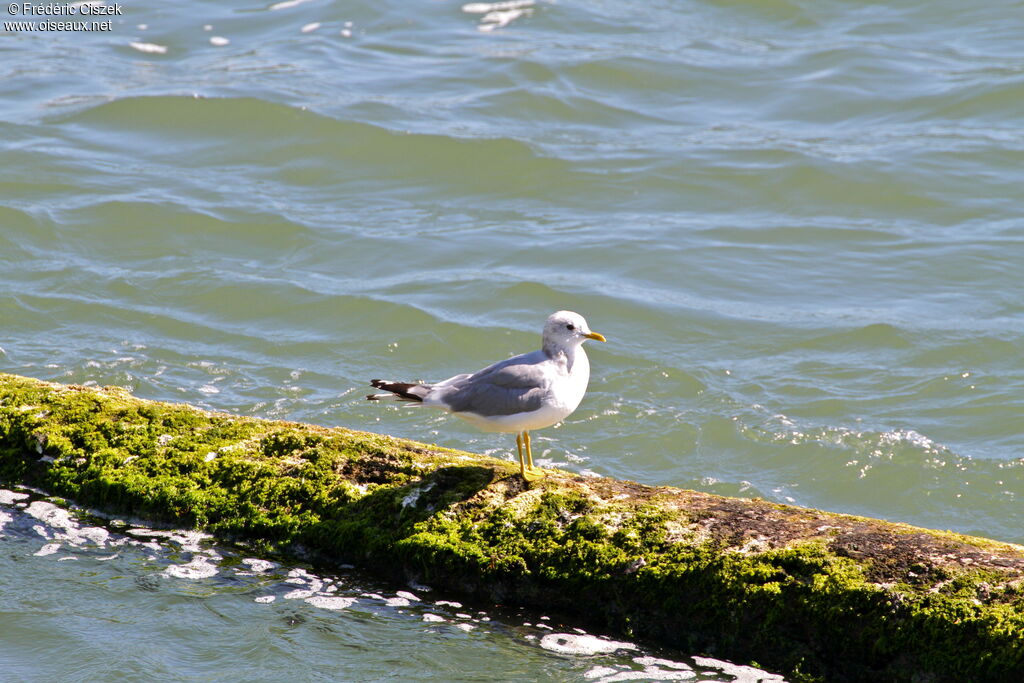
[516,432,526,478]
[515,430,542,481]
[525,431,534,471]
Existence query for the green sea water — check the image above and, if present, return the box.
[2,0,1022,679]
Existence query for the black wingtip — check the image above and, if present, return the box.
[366,380,425,402]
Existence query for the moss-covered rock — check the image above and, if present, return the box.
[1,372,1022,682]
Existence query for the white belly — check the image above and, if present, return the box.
[453,348,591,434]
[454,401,572,433]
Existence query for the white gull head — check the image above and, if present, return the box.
[542,310,606,357]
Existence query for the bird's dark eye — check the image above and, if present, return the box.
[566,323,575,331]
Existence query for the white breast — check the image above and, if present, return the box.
[452,346,592,434]
[554,345,590,415]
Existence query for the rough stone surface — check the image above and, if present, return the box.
[1,373,1022,682]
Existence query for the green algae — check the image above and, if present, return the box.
[2,372,1023,682]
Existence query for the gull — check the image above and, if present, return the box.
[367,311,606,480]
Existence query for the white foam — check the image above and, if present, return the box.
[35,543,61,556]
[129,42,168,54]
[0,490,30,505]
[269,0,313,10]
[395,590,419,601]
[632,656,691,670]
[242,558,277,573]
[23,501,112,548]
[422,613,445,622]
[284,589,316,600]
[133,529,211,553]
[480,8,529,28]
[692,656,785,681]
[463,0,533,13]
[435,600,462,608]
[209,37,230,47]
[456,623,474,632]
[539,633,636,656]
[301,22,320,33]
[25,501,75,530]
[385,597,410,607]
[591,670,695,682]
[163,556,218,579]
[188,538,218,556]
[69,525,110,546]
[305,596,356,610]
[254,595,276,604]
[127,527,170,537]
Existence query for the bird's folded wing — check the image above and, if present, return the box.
[432,354,554,417]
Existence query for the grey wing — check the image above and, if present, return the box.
[432,351,554,417]
[432,372,473,388]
